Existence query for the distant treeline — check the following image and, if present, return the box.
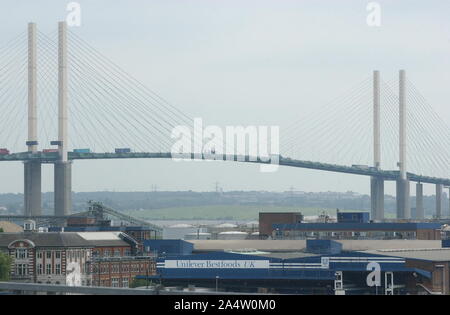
[0,190,447,217]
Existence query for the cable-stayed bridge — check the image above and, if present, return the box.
[0,22,449,221]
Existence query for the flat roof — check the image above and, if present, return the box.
[0,221,23,233]
[365,248,450,262]
[77,232,123,240]
[189,240,443,252]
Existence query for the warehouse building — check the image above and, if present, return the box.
[139,239,450,294]
[272,222,442,240]
[260,211,441,240]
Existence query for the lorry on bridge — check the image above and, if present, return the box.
[73,148,91,153]
[115,148,131,153]
[0,148,9,155]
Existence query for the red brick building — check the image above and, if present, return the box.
[259,212,304,238]
[0,230,156,288]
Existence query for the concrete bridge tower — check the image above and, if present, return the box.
[396,70,411,219]
[54,21,72,216]
[370,70,384,221]
[24,22,42,217]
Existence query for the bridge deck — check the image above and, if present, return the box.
[0,152,448,185]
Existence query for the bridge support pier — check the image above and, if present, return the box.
[415,183,424,220]
[24,161,41,216]
[370,177,384,221]
[448,187,450,219]
[54,161,72,216]
[396,179,410,219]
[436,184,443,219]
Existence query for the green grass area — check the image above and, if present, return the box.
[123,205,363,221]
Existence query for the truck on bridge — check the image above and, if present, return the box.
[115,148,131,153]
[0,148,9,155]
[73,148,91,153]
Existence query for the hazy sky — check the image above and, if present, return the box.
[0,0,449,195]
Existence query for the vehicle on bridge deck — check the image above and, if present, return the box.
[351,164,370,169]
[115,148,131,153]
[0,148,10,155]
[73,148,91,153]
[42,149,59,153]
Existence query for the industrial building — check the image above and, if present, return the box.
[139,239,450,295]
[260,211,442,240]
[272,222,442,240]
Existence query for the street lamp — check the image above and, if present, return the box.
[215,276,219,292]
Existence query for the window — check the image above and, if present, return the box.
[122,278,129,288]
[16,264,27,276]
[46,251,52,259]
[114,249,121,257]
[46,264,51,275]
[55,264,61,275]
[112,278,119,287]
[16,249,27,259]
[104,250,110,257]
[37,252,43,259]
[55,251,61,259]
[37,264,43,275]
[124,249,131,257]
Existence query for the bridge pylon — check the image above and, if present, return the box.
[396,70,411,219]
[24,22,42,217]
[435,184,443,219]
[53,21,72,216]
[370,70,384,220]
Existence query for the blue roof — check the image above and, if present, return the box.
[144,239,194,256]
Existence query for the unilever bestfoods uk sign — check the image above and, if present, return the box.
[165,260,270,269]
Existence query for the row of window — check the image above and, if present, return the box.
[92,263,149,274]
[16,249,85,261]
[37,263,62,275]
[93,249,131,258]
[109,277,129,288]
[277,230,418,239]
[15,249,28,260]
[36,251,62,260]
[14,248,133,262]
[67,250,88,262]
[36,250,88,262]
